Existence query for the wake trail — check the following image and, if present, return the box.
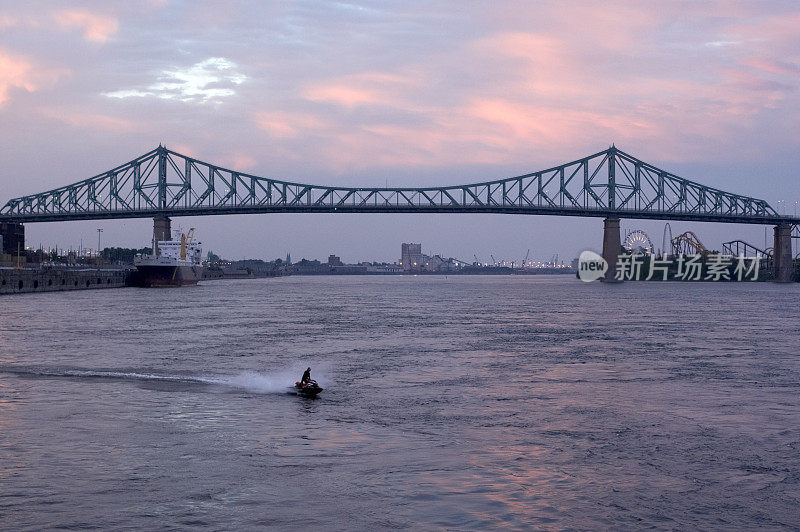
[0,366,316,395]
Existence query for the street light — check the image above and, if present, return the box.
[97,228,103,262]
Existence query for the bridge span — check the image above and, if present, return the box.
[1,145,797,281]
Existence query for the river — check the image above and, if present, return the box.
[1,276,798,529]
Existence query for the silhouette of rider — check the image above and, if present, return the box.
[301,367,311,385]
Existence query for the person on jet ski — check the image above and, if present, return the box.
[301,367,312,385]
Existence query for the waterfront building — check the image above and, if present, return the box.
[401,243,422,271]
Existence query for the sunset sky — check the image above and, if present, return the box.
[1,1,799,262]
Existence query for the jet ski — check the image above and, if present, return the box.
[294,379,323,397]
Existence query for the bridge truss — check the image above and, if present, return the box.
[0,145,793,225]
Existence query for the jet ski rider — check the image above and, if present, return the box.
[301,367,312,385]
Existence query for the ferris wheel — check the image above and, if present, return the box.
[623,229,655,254]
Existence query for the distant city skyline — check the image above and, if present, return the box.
[1,1,798,260]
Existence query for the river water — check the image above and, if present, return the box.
[0,276,798,530]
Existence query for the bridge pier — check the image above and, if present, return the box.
[602,217,622,282]
[153,216,171,254]
[0,221,24,256]
[773,223,793,283]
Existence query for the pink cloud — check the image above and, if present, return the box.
[251,45,795,170]
[9,0,793,176]
[304,85,379,107]
[303,73,416,108]
[53,10,118,43]
[39,107,137,131]
[726,12,800,45]
[0,51,36,105]
[225,152,258,170]
[476,32,561,60]
[541,2,662,52]
[472,32,589,101]
[0,49,66,107]
[0,14,17,28]
[254,111,326,138]
[467,99,638,146]
[740,56,800,77]
[313,128,446,171]
[721,13,800,80]
[170,144,198,157]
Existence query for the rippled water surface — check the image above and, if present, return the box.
[1,276,799,530]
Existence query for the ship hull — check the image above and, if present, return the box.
[133,265,203,287]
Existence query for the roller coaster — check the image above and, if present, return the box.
[671,231,709,256]
[721,240,772,258]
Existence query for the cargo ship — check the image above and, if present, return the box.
[133,229,203,287]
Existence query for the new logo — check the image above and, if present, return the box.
[577,250,607,282]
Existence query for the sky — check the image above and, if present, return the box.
[1,0,799,263]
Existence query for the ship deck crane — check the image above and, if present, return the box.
[180,227,196,260]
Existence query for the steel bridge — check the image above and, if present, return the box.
[0,145,796,225]
[1,145,797,281]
